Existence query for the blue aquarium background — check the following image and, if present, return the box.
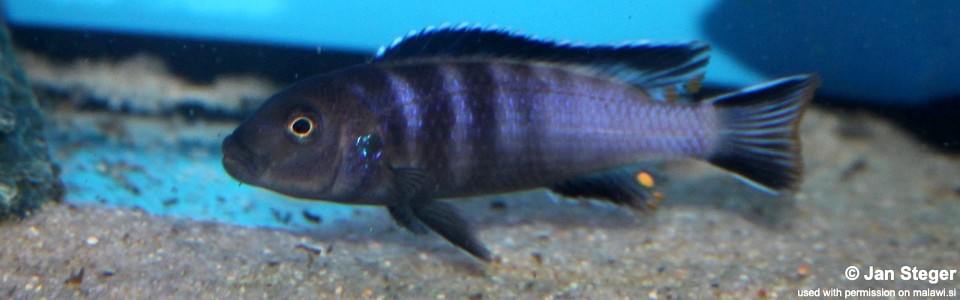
[8,0,960,103]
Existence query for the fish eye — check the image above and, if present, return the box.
[286,115,315,138]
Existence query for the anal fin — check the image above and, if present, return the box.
[551,167,664,210]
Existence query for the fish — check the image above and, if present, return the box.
[222,24,820,261]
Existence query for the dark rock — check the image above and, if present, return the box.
[0,19,64,220]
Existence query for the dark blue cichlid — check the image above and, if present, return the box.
[222,25,819,261]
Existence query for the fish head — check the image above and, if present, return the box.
[222,80,368,201]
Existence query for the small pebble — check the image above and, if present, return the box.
[812,243,827,252]
[85,236,99,246]
[796,263,811,277]
[27,226,41,237]
[65,268,85,286]
[489,200,507,211]
[302,210,323,224]
[530,252,543,266]
[294,243,323,255]
[161,198,179,207]
[757,288,768,298]
[535,233,551,242]
[25,276,40,291]
[266,259,281,267]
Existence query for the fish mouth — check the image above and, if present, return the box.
[221,134,260,185]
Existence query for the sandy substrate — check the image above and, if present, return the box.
[1,107,959,299]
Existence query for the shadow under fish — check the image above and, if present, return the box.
[221,24,820,261]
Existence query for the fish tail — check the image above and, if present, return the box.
[706,74,820,193]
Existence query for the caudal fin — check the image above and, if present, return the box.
[706,75,820,193]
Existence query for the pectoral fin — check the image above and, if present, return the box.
[551,167,664,210]
[392,167,435,199]
[388,167,491,261]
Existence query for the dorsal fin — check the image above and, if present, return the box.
[375,24,711,93]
